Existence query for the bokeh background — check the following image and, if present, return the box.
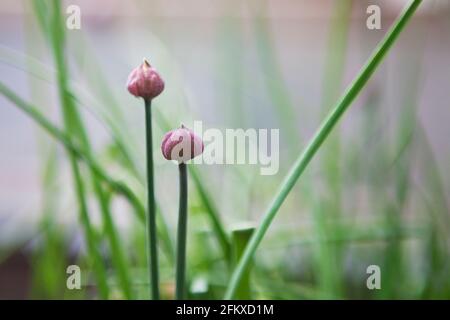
[0,0,449,299]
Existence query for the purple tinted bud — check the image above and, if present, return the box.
[127,59,164,100]
[161,125,204,163]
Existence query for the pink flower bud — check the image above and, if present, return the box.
[161,125,204,163]
[127,59,164,100]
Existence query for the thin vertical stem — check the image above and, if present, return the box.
[145,99,159,300]
[176,163,188,299]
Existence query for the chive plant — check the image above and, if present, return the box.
[0,0,432,300]
[127,58,165,299]
[161,125,204,299]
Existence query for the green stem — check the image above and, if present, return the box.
[224,0,422,299]
[176,163,188,300]
[231,226,255,299]
[145,99,159,300]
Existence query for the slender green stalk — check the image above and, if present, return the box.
[176,163,188,300]
[231,226,255,299]
[144,99,159,300]
[224,0,422,299]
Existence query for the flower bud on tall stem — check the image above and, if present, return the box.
[161,125,204,299]
[127,58,165,299]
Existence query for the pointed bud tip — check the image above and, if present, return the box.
[142,58,151,68]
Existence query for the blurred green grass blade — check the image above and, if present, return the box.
[265,223,424,249]
[31,222,66,298]
[190,166,231,262]
[312,0,352,299]
[155,204,175,264]
[417,125,450,297]
[31,0,50,42]
[216,9,245,126]
[70,157,110,299]
[381,30,425,299]
[418,126,450,223]
[255,275,320,299]
[45,0,134,298]
[31,133,65,298]
[252,1,299,146]
[0,48,148,221]
[0,82,144,220]
[32,0,110,298]
[26,10,65,297]
[95,177,134,299]
[68,35,142,180]
[321,0,352,112]
[224,0,422,299]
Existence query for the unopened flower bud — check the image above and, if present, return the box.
[161,125,204,163]
[127,58,164,100]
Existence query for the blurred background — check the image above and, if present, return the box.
[0,0,449,299]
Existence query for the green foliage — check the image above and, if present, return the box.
[2,0,450,300]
